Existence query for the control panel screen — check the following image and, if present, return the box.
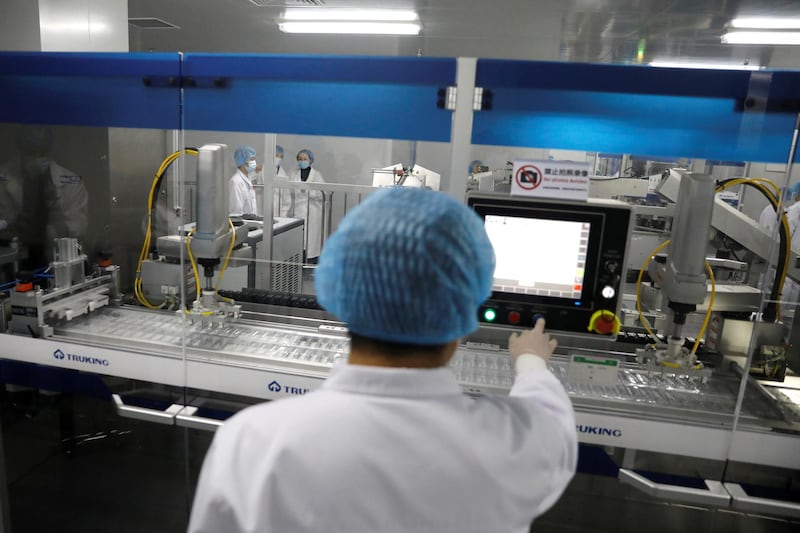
[485,215,589,300]
[468,193,631,334]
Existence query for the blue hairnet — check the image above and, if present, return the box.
[315,187,496,345]
[789,182,800,198]
[276,145,284,156]
[234,145,257,167]
[469,160,483,173]
[297,149,314,164]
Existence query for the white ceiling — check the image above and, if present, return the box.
[127,0,800,67]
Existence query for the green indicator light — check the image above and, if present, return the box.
[483,308,497,322]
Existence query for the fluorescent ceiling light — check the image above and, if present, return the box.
[649,59,761,70]
[722,31,800,45]
[283,9,418,22]
[40,21,109,33]
[278,21,421,35]
[730,17,800,29]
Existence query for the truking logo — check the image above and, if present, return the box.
[576,425,622,437]
[267,380,309,396]
[52,348,109,367]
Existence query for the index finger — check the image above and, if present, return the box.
[533,317,546,333]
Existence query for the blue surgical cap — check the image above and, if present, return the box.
[234,145,257,167]
[469,160,483,173]
[297,148,314,164]
[315,187,496,345]
[276,145,284,156]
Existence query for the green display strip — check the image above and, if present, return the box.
[572,356,619,367]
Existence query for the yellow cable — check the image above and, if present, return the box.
[185,227,202,304]
[690,261,716,355]
[716,178,789,319]
[215,218,237,291]
[636,239,671,344]
[134,149,198,309]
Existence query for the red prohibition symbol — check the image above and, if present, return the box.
[515,164,543,190]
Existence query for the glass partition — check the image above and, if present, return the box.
[468,57,800,524]
[2,51,800,530]
[0,52,195,531]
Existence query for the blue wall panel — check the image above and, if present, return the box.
[182,54,456,142]
[0,52,182,130]
[474,59,800,163]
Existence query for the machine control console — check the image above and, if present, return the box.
[468,193,632,334]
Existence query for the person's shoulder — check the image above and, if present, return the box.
[221,394,324,434]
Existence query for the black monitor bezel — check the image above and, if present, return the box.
[470,198,606,312]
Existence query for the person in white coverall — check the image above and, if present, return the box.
[0,125,88,270]
[758,182,800,305]
[228,145,261,217]
[270,144,290,216]
[280,148,325,262]
[188,187,578,533]
[758,182,800,234]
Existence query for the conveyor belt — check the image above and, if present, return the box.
[54,306,782,424]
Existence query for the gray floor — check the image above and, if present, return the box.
[1,387,798,532]
[533,472,799,533]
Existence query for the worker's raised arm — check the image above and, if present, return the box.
[504,319,578,516]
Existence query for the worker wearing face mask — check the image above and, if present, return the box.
[281,148,326,262]
[229,145,260,217]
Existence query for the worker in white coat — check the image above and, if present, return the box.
[188,187,578,533]
[758,182,800,234]
[758,182,800,305]
[280,148,325,262]
[271,144,290,215]
[1,126,89,269]
[228,145,260,217]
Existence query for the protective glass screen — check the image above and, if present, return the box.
[485,214,589,300]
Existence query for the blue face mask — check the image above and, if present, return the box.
[298,160,310,170]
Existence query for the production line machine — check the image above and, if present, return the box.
[0,159,799,513]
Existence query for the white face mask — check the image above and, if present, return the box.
[274,156,283,168]
[247,160,257,172]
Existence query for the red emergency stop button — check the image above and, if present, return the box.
[508,311,521,324]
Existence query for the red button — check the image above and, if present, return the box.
[508,311,521,324]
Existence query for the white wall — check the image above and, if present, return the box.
[0,0,41,51]
[418,1,564,61]
[0,0,127,52]
[181,130,394,187]
[767,47,800,69]
[38,0,128,52]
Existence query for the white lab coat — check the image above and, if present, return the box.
[270,164,290,217]
[280,167,325,259]
[188,355,578,533]
[229,169,257,216]
[759,203,780,234]
[0,161,88,241]
[759,202,800,305]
